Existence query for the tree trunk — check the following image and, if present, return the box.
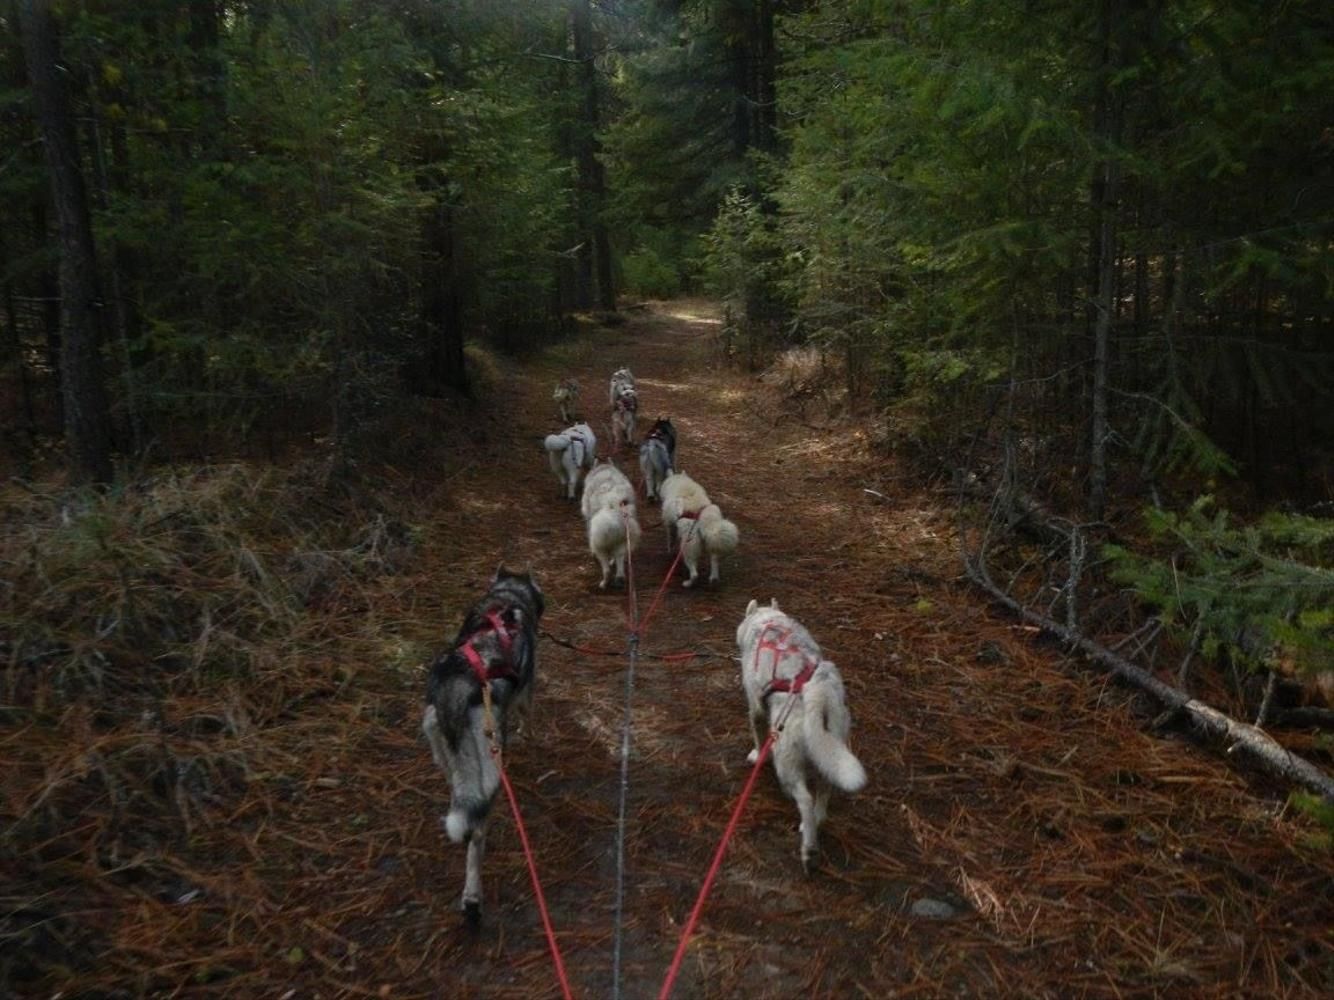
[754,0,777,153]
[571,0,615,311]
[1087,0,1122,522]
[19,0,114,484]
[420,200,468,394]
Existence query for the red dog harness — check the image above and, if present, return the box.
[752,622,817,701]
[458,609,519,683]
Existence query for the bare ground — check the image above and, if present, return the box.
[18,301,1333,998]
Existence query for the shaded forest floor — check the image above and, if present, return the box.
[8,302,1333,998]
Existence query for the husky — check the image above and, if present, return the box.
[581,460,642,588]
[638,417,676,502]
[736,598,866,872]
[608,367,636,405]
[659,470,739,587]
[422,568,545,926]
[544,422,596,500]
[611,385,639,450]
[552,378,580,424]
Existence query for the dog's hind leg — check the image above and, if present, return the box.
[745,702,768,764]
[422,705,448,771]
[460,817,488,929]
[596,552,612,589]
[709,552,721,585]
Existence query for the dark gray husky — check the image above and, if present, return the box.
[422,567,544,925]
[638,416,677,502]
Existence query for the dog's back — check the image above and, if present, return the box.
[660,470,709,518]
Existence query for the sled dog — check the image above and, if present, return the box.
[659,470,739,587]
[608,367,636,404]
[544,422,596,500]
[736,598,866,871]
[552,378,580,424]
[611,385,639,450]
[581,460,642,588]
[422,568,545,926]
[638,417,677,502]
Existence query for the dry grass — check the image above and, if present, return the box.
[2,301,1331,998]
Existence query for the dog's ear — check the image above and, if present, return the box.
[491,561,506,583]
[769,598,780,610]
[745,599,757,617]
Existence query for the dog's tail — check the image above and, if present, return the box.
[589,501,641,555]
[801,662,866,793]
[697,504,739,555]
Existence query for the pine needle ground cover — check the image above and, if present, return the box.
[3,304,1331,997]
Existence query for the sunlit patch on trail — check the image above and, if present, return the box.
[663,306,722,325]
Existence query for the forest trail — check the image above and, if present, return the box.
[265,302,1330,999]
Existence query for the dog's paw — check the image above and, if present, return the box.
[682,577,695,589]
[746,748,759,765]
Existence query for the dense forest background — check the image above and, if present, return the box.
[6,0,1332,717]
[2,0,1334,991]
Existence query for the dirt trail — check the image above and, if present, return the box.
[271,302,1331,999]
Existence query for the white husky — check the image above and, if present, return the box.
[581,461,642,588]
[736,598,866,871]
[544,422,596,500]
[659,470,739,587]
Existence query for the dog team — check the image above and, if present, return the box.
[422,365,866,924]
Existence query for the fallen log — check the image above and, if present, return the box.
[965,553,1334,803]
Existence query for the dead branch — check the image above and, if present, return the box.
[964,553,1334,803]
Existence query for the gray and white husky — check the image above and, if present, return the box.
[609,368,638,450]
[544,422,596,500]
[552,378,580,424]
[638,417,676,502]
[660,470,739,587]
[736,598,866,872]
[608,367,635,404]
[581,460,642,588]
[422,568,545,926]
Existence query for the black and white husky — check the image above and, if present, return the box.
[659,470,739,587]
[544,422,596,500]
[736,598,866,872]
[609,368,638,449]
[422,568,545,925]
[638,417,676,502]
[581,460,642,588]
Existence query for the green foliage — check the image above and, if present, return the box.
[1107,497,1334,680]
[1290,792,1334,851]
[620,227,690,299]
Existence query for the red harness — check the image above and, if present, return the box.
[458,610,519,683]
[752,622,817,701]
[615,392,638,414]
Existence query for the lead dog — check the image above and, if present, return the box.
[659,470,739,587]
[422,568,545,926]
[552,378,580,424]
[609,368,638,450]
[544,422,596,500]
[581,460,642,588]
[736,598,866,871]
[608,367,635,405]
[638,417,676,502]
